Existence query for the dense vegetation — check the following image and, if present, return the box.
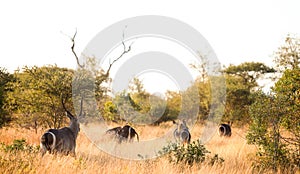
[0,35,299,173]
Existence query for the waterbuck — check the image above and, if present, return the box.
[106,125,139,143]
[105,126,122,142]
[218,123,232,137]
[106,126,122,135]
[40,97,82,157]
[173,120,191,145]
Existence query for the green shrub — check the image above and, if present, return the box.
[158,139,224,166]
[0,139,39,173]
[1,139,39,153]
[247,92,300,173]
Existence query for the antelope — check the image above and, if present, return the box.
[218,123,232,137]
[106,126,122,142]
[106,125,139,143]
[173,120,191,145]
[106,126,122,135]
[40,97,82,157]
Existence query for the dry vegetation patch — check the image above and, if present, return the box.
[0,125,285,174]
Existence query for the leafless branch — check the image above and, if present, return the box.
[105,25,134,77]
[65,26,132,78]
[70,29,84,68]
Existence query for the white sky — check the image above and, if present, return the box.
[0,0,299,92]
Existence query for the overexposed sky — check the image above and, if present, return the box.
[1,0,299,73]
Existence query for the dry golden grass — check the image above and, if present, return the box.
[0,123,295,174]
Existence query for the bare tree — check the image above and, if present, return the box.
[70,29,84,68]
[69,27,133,78]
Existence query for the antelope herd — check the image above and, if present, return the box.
[40,102,232,157]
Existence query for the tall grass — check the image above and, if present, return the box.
[0,124,292,174]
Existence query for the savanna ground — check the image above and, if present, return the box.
[0,122,296,174]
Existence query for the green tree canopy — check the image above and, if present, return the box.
[274,34,300,71]
[223,62,275,89]
[273,68,300,152]
[0,68,14,127]
[222,62,275,124]
[5,65,74,130]
[246,35,300,172]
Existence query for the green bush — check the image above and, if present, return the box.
[247,92,300,173]
[0,139,40,173]
[158,139,224,166]
[1,139,39,153]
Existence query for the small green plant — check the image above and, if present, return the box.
[1,138,39,153]
[2,139,26,152]
[158,139,224,166]
[0,139,41,173]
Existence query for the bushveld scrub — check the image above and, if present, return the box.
[158,140,224,166]
[0,125,296,174]
[0,138,40,173]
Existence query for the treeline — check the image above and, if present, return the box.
[0,62,274,129]
[0,35,299,172]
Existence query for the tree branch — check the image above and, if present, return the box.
[70,29,84,68]
[105,25,133,78]
[67,26,133,79]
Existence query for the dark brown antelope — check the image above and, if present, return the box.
[106,125,139,143]
[173,120,191,145]
[105,126,122,142]
[218,123,232,137]
[40,97,82,157]
[106,126,122,135]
